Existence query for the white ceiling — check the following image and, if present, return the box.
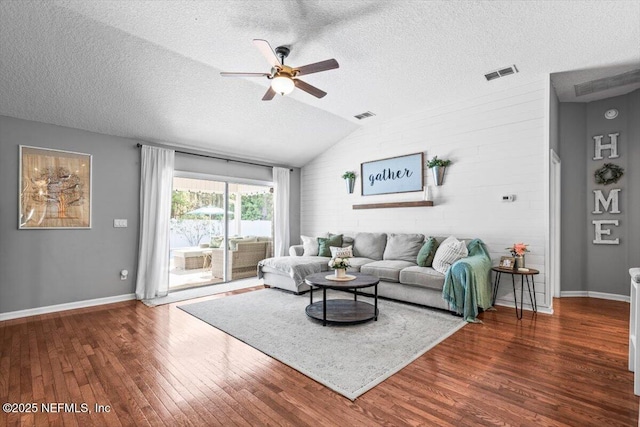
[1,1,639,167]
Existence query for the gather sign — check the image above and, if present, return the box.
[361,153,424,196]
[592,132,624,244]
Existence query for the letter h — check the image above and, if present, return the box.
[593,133,619,160]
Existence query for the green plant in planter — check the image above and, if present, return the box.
[427,156,452,186]
[342,171,356,194]
[342,171,356,180]
[427,156,452,168]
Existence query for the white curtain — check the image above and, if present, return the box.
[273,167,290,257]
[136,145,175,300]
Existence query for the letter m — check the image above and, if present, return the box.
[592,189,621,214]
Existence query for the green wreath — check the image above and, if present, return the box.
[594,163,624,185]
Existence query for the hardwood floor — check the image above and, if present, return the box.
[1,286,637,426]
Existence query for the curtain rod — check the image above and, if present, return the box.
[136,143,293,171]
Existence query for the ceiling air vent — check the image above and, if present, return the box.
[354,111,376,120]
[485,65,518,81]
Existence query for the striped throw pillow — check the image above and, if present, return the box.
[432,236,468,274]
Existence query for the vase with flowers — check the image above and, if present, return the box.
[328,257,351,278]
[506,243,529,269]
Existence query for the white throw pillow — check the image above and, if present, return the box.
[330,245,353,258]
[301,235,319,256]
[432,236,468,274]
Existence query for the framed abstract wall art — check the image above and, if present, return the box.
[19,146,92,229]
[361,152,424,196]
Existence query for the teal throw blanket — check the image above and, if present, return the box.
[442,238,493,322]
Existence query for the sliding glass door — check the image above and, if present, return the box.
[168,175,273,291]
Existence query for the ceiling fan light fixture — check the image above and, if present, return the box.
[271,75,295,95]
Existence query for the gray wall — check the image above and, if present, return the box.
[549,82,560,155]
[559,103,587,292]
[0,116,141,313]
[288,168,301,247]
[0,116,301,314]
[559,89,640,296]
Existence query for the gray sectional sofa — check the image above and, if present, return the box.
[258,232,477,311]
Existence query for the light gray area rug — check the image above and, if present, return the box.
[143,278,260,307]
[179,288,466,400]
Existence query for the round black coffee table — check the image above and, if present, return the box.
[304,272,379,326]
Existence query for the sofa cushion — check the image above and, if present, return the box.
[417,237,439,267]
[399,266,446,291]
[383,233,425,263]
[233,236,257,250]
[210,236,223,248]
[342,235,355,248]
[361,260,417,282]
[318,234,343,257]
[330,233,355,248]
[353,232,387,260]
[229,237,244,250]
[346,257,375,272]
[432,236,468,274]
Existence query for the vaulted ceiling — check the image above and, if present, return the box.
[1,1,639,167]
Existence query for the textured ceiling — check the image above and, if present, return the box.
[1,1,639,167]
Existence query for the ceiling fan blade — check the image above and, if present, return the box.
[295,59,339,76]
[294,79,327,98]
[262,87,277,101]
[220,72,270,77]
[253,39,280,67]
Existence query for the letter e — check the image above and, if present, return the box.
[593,219,620,244]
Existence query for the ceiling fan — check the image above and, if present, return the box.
[220,39,339,101]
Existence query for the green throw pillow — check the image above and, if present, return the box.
[417,237,439,267]
[210,237,223,248]
[318,234,343,257]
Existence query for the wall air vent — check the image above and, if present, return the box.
[485,65,518,81]
[354,111,376,120]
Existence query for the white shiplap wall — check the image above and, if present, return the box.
[301,79,550,312]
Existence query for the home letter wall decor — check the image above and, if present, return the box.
[591,132,622,245]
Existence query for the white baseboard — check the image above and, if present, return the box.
[494,301,554,315]
[560,290,630,303]
[0,293,137,322]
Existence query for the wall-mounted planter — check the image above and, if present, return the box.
[426,156,452,186]
[345,177,355,194]
[342,171,357,194]
[431,166,447,186]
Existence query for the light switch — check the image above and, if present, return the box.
[114,219,128,228]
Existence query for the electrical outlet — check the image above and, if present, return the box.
[114,219,128,228]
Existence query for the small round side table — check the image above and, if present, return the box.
[491,266,540,319]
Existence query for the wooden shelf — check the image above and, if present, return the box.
[352,201,434,210]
